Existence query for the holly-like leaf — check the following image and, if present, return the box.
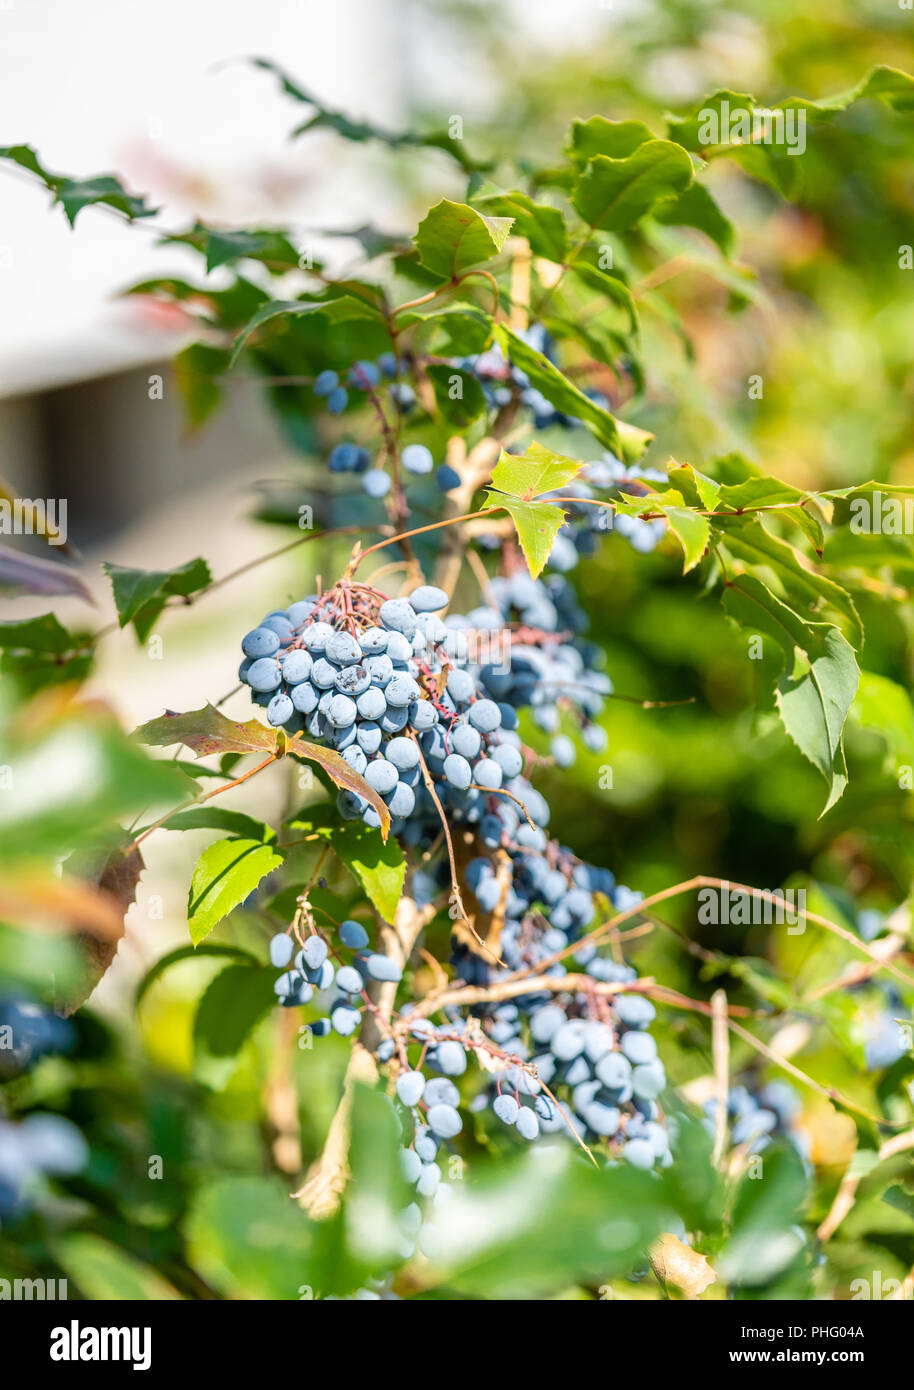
[471,191,567,261]
[161,223,301,274]
[286,806,404,922]
[653,182,736,257]
[134,704,278,759]
[248,57,491,175]
[715,516,862,648]
[228,298,367,368]
[722,574,859,812]
[572,141,694,232]
[664,506,711,573]
[567,117,654,161]
[650,1233,717,1299]
[489,443,585,499]
[414,199,513,281]
[104,557,211,640]
[494,324,653,460]
[0,613,82,656]
[134,706,391,835]
[187,838,284,946]
[394,303,493,355]
[0,145,157,225]
[568,261,639,334]
[483,492,568,581]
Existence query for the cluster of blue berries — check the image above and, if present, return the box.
[703,1082,808,1158]
[268,919,403,1033]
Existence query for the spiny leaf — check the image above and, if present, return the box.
[721,574,859,813]
[489,443,585,500]
[572,141,694,232]
[133,705,391,836]
[0,145,157,225]
[134,704,278,759]
[286,806,405,922]
[103,557,211,640]
[664,506,711,573]
[483,491,568,581]
[414,199,513,281]
[471,190,568,261]
[248,57,491,174]
[187,838,284,946]
[567,117,655,161]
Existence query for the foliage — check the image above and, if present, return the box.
[1,4,913,1303]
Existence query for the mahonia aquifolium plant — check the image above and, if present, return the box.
[4,51,914,1300]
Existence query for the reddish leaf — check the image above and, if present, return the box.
[134,703,277,758]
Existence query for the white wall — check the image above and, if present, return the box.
[0,0,411,395]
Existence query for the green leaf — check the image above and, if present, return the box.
[572,142,694,232]
[567,117,655,161]
[136,942,260,1007]
[414,199,513,280]
[228,297,364,368]
[249,57,491,175]
[665,506,711,573]
[103,557,211,640]
[489,442,585,499]
[715,516,862,648]
[722,574,859,812]
[161,222,301,274]
[342,1085,412,1275]
[52,1235,182,1300]
[0,612,81,656]
[667,461,722,510]
[187,838,284,945]
[494,323,652,460]
[162,808,276,842]
[717,1144,810,1287]
[286,806,405,922]
[193,963,276,1057]
[186,1175,316,1299]
[483,492,568,580]
[394,303,493,355]
[568,261,639,335]
[173,343,232,430]
[426,363,487,427]
[419,1145,665,1298]
[471,190,567,261]
[0,144,158,225]
[653,181,736,256]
